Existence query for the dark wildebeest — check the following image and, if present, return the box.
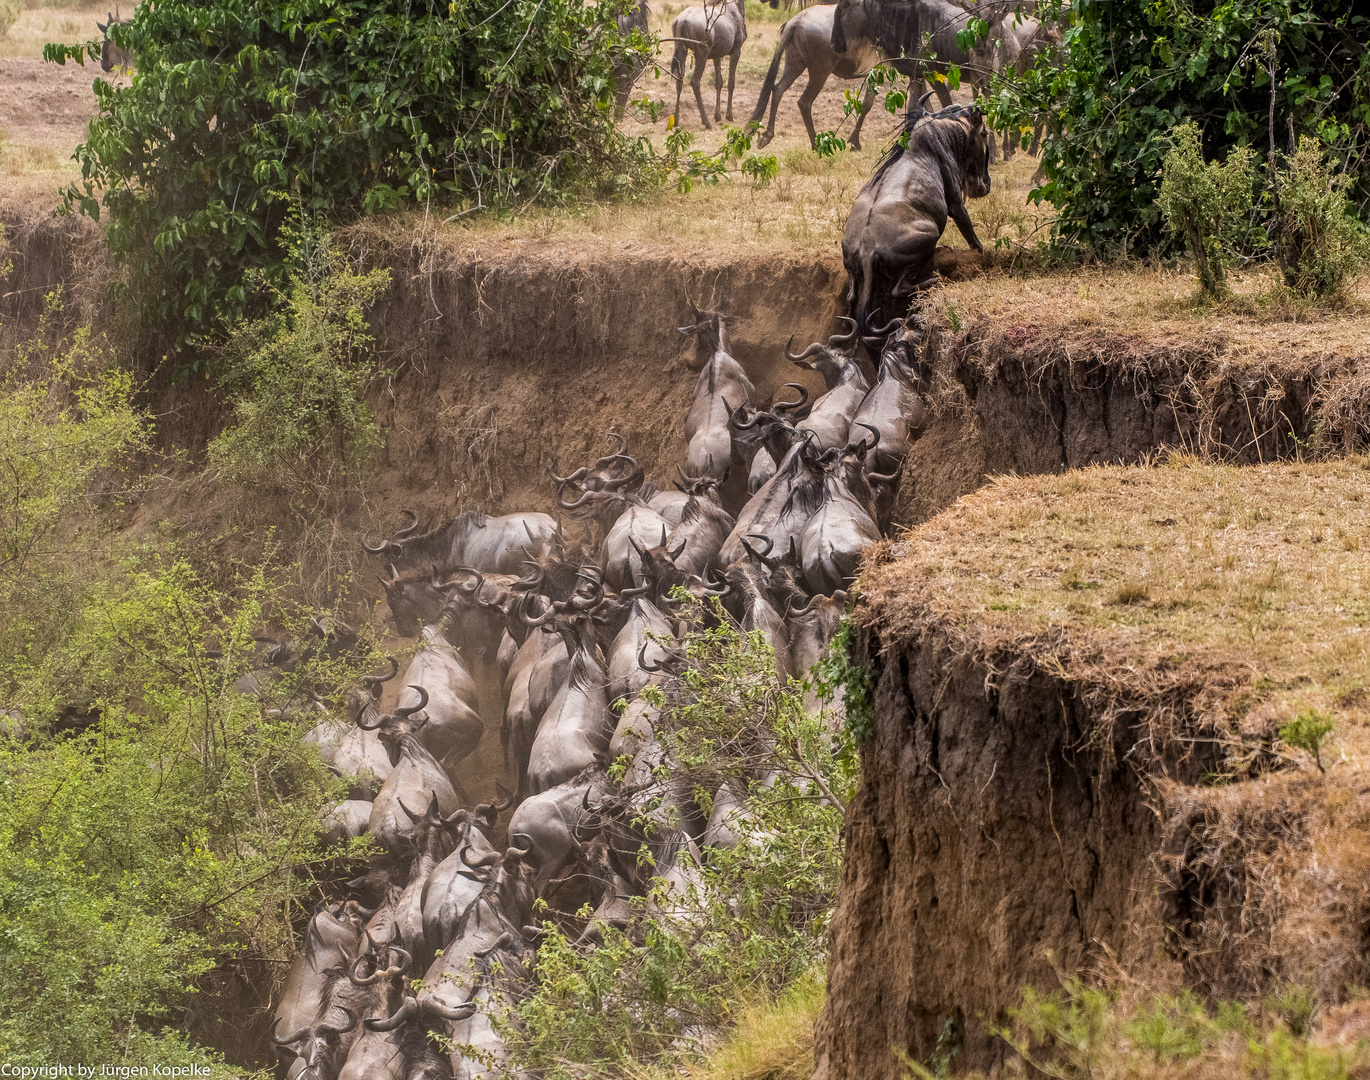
[96,8,133,72]
[613,0,652,115]
[748,5,884,151]
[842,101,991,332]
[669,0,748,130]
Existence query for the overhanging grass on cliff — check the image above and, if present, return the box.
[861,458,1370,1000]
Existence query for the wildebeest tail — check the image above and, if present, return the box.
[749,21,792,127]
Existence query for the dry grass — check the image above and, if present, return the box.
[0,1,103,58]
[631,971,824,1080]
[862,457,1370,1004]
[925,264,1370,371]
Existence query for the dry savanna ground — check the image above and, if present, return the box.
[0,0,1049,259]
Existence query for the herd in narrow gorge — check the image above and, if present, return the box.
[261,310,931,1080]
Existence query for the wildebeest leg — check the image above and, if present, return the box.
[712,56,723,123]
[725,47,741,121]
[692,49,711,128]
[948,197,984,252]
[1028,123,1043,156]
[796,68,829,150]
[1002,127,1015,160]
[933,80,953,109]
[848,84,876,151]
[671,44,687,127]
[761,52,808,147]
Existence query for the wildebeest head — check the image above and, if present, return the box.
[359,685,429,765]
[785,318,863,388]
[677,309,733,371]
[379,563,448,637]
[954,106,993,199]
[96,9,133,73]
[270,1008,358,1078]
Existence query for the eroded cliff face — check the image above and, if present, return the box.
[813,628,1177,1078]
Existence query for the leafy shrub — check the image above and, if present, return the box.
[45,0,653,334]
[0,314,360,1064]
[1156,121,1257,298]
[812,614,875,745]
[1271,137,1370,299]
[985,0,1369,253]
[207,234,390,506]
[503,610,853,1076]
[1279,710,1335,773]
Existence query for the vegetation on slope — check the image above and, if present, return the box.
[988,0,1370,252]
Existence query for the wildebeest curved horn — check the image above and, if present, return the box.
[364,996,417,1032]
[557,484,594,510]
[731,404,761,430]
[395,685,428,718]
[521,594,556,627]
[853,423,880,451]
[360,532,394,555]
[436,567,483,594]
[355,703,385,731]
[270,1018,311,1048]
[361,656,398,687]
[629,535,648,559]
[430,1000,479,1022]
[868,316,904,339]
[461,846,501,869]
[492,783,514,813]
[386,946,411,975]
[829,315,860,346]
[350,955,382,986]
[394,510,420,539]
[320,1006,358,1035]
[444,807,470,827]
[773,384,809,414]
[476,931,516,958]
[506,835,534,860]
[638,641,664,673]
[786,335,826,363]
[918,89,936,110]
[621,581,652,597]
[742,533,774,559]
[787,592,821,617]
[550,464,589,485]
[868,468,900,485]
[701,571,730,597]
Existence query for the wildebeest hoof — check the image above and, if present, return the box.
[758,133,773,148]
[850,138,862,151]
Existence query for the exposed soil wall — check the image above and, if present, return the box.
[891,317,1366,529]
[812,626,1214,1078]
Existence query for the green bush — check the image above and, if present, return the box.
[1271,137,1370,298]
[985,0,1369,253]
[45,0,653,335]
[1279,710,1335,773]
[1156,121,1257,298]
[503,610,854,1077]
[206,234,390,505]
[0,313,358,1065]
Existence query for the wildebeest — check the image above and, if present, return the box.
[850,316,928,476]
[679,311,754,483]
[526,620,612,795]
[842,101,991,332]
[669,0,748,130]
[749,4,884,151]
[613,0,653,114]
[799,429,882,594]
[363,688,464,854]
[96,8,133,72]
[363,509,558,576]
[396,624,484,793]
[788,321,871,451]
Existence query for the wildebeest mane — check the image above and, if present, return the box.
[871,102,977,186]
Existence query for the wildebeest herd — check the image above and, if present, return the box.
[258,305,931,1079]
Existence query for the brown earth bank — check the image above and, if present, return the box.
[816,461,1370,1079]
